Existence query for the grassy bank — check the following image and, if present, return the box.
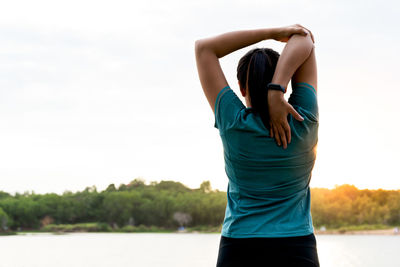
[39,223,173,233]
[184,225,222,233]
[0,231,17,236]
[41,222,112,232]
[315,224,399,234]
[37,223,222,234]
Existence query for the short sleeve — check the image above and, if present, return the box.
[214,86,245,131]
[288,82,318,121]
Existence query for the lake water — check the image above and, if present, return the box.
[0,233,399,267]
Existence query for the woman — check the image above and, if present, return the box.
[195,24,319,266]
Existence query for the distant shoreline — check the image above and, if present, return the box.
[2,228,400,236]
[315,228,400,235]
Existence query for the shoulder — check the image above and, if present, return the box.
[214,87,246,131]
[288,82,318,122]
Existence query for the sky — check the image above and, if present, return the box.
[0,0,399,194]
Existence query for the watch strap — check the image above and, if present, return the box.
[267,83,286,93]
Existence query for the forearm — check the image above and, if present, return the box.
[271,33,314,89]
[195,28,278,58]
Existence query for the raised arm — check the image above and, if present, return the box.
[268,29,316,148]
[270,34,315,89]
[195,26,309,113]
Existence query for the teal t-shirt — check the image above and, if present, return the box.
[214,82,318,238]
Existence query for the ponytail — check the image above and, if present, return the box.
[237,48,280,130]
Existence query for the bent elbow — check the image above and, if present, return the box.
[195,39,206,56]
[290,33,314,58]
[301,33,314,55]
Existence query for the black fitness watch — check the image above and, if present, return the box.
[267,83,286,93]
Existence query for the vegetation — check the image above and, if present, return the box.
[0,180,399,234]
[0,179,226,233]
[311,185,400,228]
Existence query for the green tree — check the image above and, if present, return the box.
[0,207,10,231]
[105,184,117,192]
[200,181,212,193]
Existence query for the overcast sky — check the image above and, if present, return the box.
[0,0,399,194]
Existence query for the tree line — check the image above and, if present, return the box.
[311,184,400,228]
[0,180,399,231]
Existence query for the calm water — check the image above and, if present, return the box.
[0,233,399,267]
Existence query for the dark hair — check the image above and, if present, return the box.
[237,48,280,130]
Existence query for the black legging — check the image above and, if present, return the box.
[216,234,320,267]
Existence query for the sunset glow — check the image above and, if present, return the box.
[0,0,399,194]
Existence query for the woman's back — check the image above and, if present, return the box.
[214,83,318,238]
[195,24,320,266]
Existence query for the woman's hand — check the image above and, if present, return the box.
[268,90,304,149]
[273,24,314,43]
